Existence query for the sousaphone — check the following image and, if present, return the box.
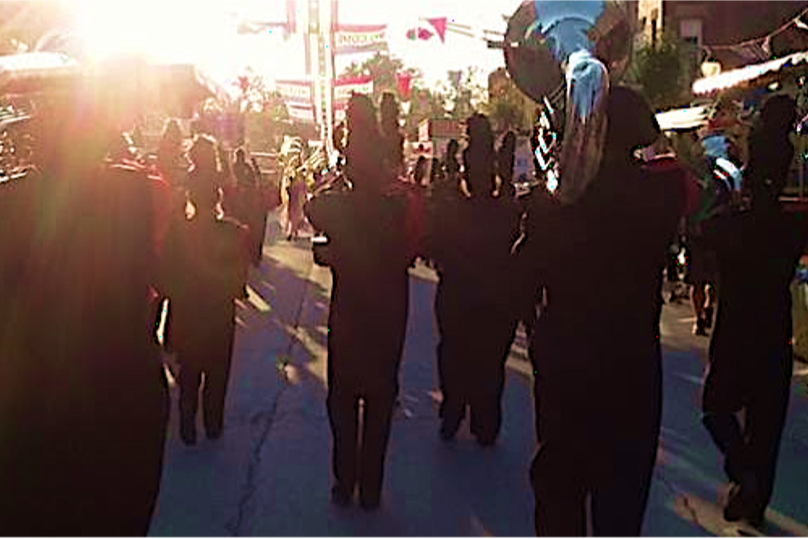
[504,1,633,202]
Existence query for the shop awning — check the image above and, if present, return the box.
[0,51,80,94]
[0,52,230,117]
[692,49,808,96]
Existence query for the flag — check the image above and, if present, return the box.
[396,72,413,101]
[406,27,434,41]
[425,18,447,42]
[406,17,448,43]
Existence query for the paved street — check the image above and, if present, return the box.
[149,212,808,536]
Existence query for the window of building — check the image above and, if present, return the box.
[680,19,703,46]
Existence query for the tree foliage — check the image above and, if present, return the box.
[232,70,291,152]
[628,34,686,111]
[483,69,536,133]
[340,52,419,105]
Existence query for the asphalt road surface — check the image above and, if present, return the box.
[149,213,808,536]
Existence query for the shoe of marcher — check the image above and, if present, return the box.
[475,432,497,447]
[330,484,353,507]
[359,492,381,511]
[704,306,714,329]
[723,482,764,527]
[439,415,462,441]
[693,318,709,336]
[180,423,197,446]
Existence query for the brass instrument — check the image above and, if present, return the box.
[504,1,633,202]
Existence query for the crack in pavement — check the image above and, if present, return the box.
[225,385,287,536]
[225,255,317,536]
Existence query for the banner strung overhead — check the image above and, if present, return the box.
[275,79,312,105]
[333,24,388,54]
[333,75,373,106]
[275,76,374,122]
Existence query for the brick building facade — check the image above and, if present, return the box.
[636,0,808,67]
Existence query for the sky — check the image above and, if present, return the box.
[69,0,525,91]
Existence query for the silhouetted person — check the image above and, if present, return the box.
[523,87,689,535]
[304,94,415,510]
[413,155,428,186]
[379,91,405,177]
[497,130,517,199]
[444,138,461,190]
[231,147,266,264]
[701,95,808,528]
[426,113,521,445]
[286,172,308,241]
[156,117,190,188]
[0,92,169,535]
[429,156,443,185]
[162,135,250,446]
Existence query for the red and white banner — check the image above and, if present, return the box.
[333,75,374,106]
[287,102,315,122]
[334,24,388,54]
[275,79,312,105]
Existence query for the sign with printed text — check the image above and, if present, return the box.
[275,80,312,104]
[334,24,388,54]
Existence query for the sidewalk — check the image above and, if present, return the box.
[149,215,808,536]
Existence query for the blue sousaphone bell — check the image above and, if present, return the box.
[504,1,633,203]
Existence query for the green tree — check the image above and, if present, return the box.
[628,33,686,111]
[444,67,487,121]
[230,70,291,152]
[483,69,535,133]
[403,85,449,134]
[340,52,419,104]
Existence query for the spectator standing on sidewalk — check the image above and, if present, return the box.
[304,94,415,510]
[701,94,808,528]
[523,87,690,535]
[161,135,250,446]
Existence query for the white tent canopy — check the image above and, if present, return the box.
[655,105,711,131]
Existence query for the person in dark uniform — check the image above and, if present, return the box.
[426,113,522,445]
[379,91,406,178]
[304,94,415,510]
[162,135,250,446]
[0,92,169,535]
[230,147,266,265]
[523,86,690,536]
[701,95,808,528]
[497,130,517,200]
[443,139,462,193]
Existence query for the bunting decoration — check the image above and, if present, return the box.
[705,5,808,65]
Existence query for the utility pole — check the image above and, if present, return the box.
[307,0,335,154]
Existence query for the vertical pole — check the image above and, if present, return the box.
[308,0,334,156]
